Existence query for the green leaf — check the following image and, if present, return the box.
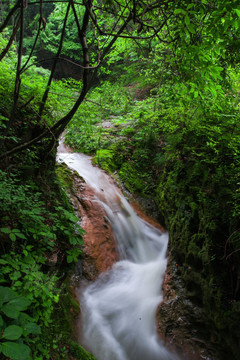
[187,23,195,34]
[215,66,224,72]
[24,322,41,335]
[10,271,22,281]
[0,286,16,305]
[1,304,20,319]
[1,342,31,360]
[210,86,217,98]
[184,15,190,26]
[0,228,11,234]
[0,259,8,265]
[8,296,31,311]
[3,325,23,340]
[10,233,16,242]
[15,232,26,239]
[174,9,186,15]
[0,314,4,327]
[69,237,78,245]
[234,9,240,18]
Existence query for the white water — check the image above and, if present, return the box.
[57,147,179,360]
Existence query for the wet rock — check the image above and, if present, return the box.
[71,173,119,279]
[157,257,219,360]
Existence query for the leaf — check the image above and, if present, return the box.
[1,342,31,360]
[15,232,26,239]
[234,9,240,18]
[3,325,23,340]
[10,233,16,241]
[18,343,31,360]
[69,237,78,245]
[187,4,194,10]
[187,23,195,34]
[0,228,11,234]
[0,286,16,305]
[8,296,31,311]
[174,9,186,15]
[1,304,20,319]
[184,15,190,27]
[0,314,4,327]
[0,259,8,265]
[210,86,217,98]
[24,322,41,335]
[10,271,22,281]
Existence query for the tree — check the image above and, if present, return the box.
[0,0,239,159]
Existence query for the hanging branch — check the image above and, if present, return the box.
[21,56,101,73]
[53,0,92,137]
[0,0,21,33]
[20,0,44,73]
[38,1,71,117]
[0,17,20,61]
[0,0,25,148]
[11,0,25,118]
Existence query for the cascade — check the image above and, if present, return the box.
[57,141,179,360]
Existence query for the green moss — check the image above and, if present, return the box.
[119,162,147,195]
[56,162,75,190]
[94,149,118,173]
[68,341,96,360]
[155,161,240,359]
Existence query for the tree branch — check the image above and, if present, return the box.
[39,1,70,117]
[20,0,44,73]
[0,17,20,62]
[0,0,21,33]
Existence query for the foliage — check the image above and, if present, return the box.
[65,81,134,153]
[65,25,240,357]
[38,3,88,62]
[1,0,240,358]
[0,162,86,358]
[0,286,40,360]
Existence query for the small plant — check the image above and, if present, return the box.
[0,286,41,360]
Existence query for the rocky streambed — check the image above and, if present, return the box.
[57,139,219,360]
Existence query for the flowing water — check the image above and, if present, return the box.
[57,142,179,360]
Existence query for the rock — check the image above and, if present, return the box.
[71,173,119,279]
[157,257,219,360]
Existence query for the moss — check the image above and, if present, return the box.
[155,164,240,360]
[56,162,75,190]
[94,149,118,173]
[118,162,147,195]
[68,341,96,360]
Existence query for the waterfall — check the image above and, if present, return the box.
[57,145,179,360]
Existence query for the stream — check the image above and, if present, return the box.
[57,141,180,360]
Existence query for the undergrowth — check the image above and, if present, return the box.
[0,34,95,360]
